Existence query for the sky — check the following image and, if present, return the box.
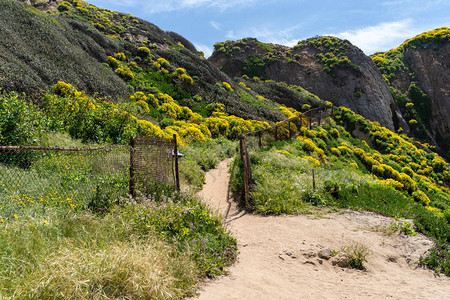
[87,0,450,57]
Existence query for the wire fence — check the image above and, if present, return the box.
[239,106,333,208]
[0,135,180,218]
[129,134,180,198]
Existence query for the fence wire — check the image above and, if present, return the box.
[239,106,333,208]
[0,135,180,218]
[0,145,127,217]
[130,135,178,197]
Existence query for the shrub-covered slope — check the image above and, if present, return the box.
[0,0,129,100]
[371,27,450,156]
[2,0,285,123]
[208,37,407,132]
[230,106,450,274]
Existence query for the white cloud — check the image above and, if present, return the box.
[225,25,302,47]
[332,19,426,54]
[210,21,221,31]
[194,43,214,58]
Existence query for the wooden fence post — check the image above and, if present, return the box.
[240,135,251,208]
[173,133,180,191]
[129,137,136,198]
[312,169,316,190]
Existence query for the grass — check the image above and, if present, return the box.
[0,135,238,298]
[341,242,372,271]
[0,209,198,299]
[180,137,237,190]
[0,146,129,219]
[230,121,450,275]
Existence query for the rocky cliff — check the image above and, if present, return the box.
[372,27,450,153]
[209,37,408,132]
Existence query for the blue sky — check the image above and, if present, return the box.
[88,0,450,57]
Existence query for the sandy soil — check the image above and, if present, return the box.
[193,159,450,300]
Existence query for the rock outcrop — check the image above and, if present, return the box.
[393,43,450,143]
[209,38,407,131]
[372,28,450,154]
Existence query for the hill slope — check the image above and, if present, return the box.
[208,37,408,132]
[2,0,287,123]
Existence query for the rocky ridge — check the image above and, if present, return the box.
[209,37,408,132]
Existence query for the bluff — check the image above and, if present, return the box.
[209,37,408,132]
[372,28,450,154]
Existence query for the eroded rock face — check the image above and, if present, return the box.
[394,43,450,142]
[209,38,406,131]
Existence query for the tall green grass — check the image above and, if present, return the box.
[0,135,238,297]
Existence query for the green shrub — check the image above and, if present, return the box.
[121,189,237,277]
[0,90,46,146]
[115,67,134,80]
[137,46,151,57]
[342,242,372,271]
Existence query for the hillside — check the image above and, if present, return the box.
[208,37,407,132]
[209,32,450,157]
[3,0,284,122]
[371,27,450,155]
[0,0,449,297]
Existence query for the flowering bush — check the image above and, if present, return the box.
[413,190,431,205]
[115,67,134,80]
[114,52,126,61]
[222,82,234,92]
[137,47,151,57]
[157,58,170,68]
[159,102,182,119]
[107,56,119,67]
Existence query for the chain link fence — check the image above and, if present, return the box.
[0,145,129,217]
[0,135,180,218]
[129,135,180,198]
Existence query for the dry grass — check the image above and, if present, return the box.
[0,211,198,299]
[27,240,196,299]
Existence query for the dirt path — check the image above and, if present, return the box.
[194,159,450,299]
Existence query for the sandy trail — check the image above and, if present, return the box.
[194,159,449,300]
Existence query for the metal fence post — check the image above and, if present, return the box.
[129,137,136,198]
[173,133,180,191]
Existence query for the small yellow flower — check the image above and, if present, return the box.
[0,220,4,223]
[13,214,18,219]
[43,220,49,225]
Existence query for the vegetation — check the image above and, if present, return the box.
[0,133,238,298]
[341,242,372,271]
[371,27,450,150]
[294,36,361,76]
[231,106,450,275]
